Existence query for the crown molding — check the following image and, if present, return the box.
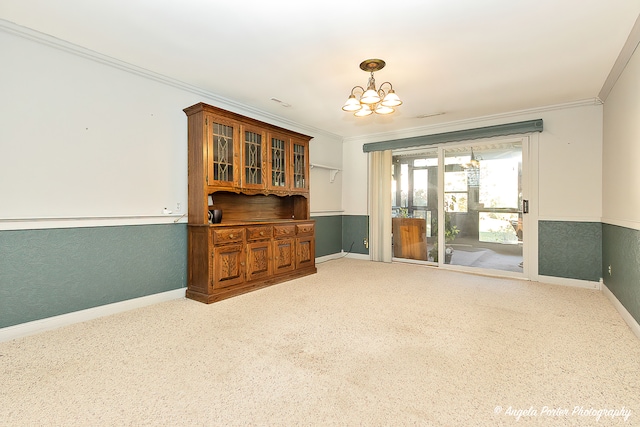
[599,13,640,102]
[0,19,340,141]
[343,98,602,145]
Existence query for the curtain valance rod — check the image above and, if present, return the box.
[362,119,543,153]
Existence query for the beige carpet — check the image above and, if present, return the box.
[1,258,639,426]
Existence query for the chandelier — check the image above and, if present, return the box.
[342,59,402,117]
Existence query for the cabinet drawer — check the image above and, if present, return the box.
[296,223,315,236]
[212,228,245,245]
[273,224,296,238]
[246,225,272,241]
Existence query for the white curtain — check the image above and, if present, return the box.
[368,150,392,262]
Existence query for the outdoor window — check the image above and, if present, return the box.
[444,168,468,213]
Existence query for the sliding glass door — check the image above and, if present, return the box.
[391,148,438,263]
[443,141,524,273]
[392,138,528,276]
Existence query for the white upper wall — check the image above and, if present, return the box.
[341,139,369,216]
[536,104,603,221]
[309,135,343,215]
[0,31,188,222]
[342,102,603,221]
[0,26,342,229]
[602,41,640,230]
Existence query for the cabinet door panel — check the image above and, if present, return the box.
[246,241,272,281]
[242,124,267,189]
[268,132,289,190]
[212,244,245,289]
[296,236,315,269]
[207,115,240,188]
[291,138,309,191]
[273,238,295,274]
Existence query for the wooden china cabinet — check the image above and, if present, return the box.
[183,102,316,303]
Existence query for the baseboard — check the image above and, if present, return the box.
[602,284,640,340]
[344,253,370,261]
[315,253,347,264]
[0,288,186,343]
[316,252,370,264]
[535,274,601,290]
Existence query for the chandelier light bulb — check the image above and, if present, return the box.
[375,104,395,115]
[381,90,402,107]
[354,104,373,117]
[360,88,381,105]
[342,95,362,112]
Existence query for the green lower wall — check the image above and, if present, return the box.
[0,224,187,328]
[538,221,602,282]
[311,216,343,257]
[313,215,370,256]
[602,224,640,324]
[336,217,608,281]
[342,215,370,255]
[1,217,348,330]
[4,218,637,329]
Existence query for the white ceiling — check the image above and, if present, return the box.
[2,1,640,139]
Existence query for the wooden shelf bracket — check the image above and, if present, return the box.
[310,163,341,183]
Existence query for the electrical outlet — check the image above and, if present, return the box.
[176,202,181,212]
[608,265,612,276]
[363,238,369,249]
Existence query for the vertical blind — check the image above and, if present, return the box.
[368,150,392,262]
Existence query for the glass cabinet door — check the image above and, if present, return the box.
[270,133,288,189]
[242,125,266,189]
[292,139,308,191]
[207,116,238,187]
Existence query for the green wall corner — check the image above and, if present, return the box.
[312,216,343,257]
[342,215,369,255]
[602,224,640,324]
[538,221,602,282]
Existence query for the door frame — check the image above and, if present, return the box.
[391,134,538,280]
[439,136,535,280]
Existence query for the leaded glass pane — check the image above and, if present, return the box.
[271,137,286,187]
[245,130,262,185]
[293,143,305,188]
[213,123,234,182]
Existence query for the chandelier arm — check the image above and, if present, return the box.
[378,81,393,96]
[350,85,365,96]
